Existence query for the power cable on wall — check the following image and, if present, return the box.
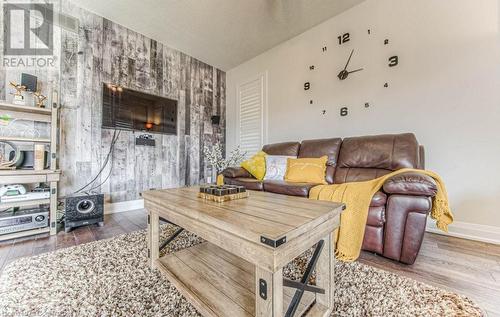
[72,129,121,195]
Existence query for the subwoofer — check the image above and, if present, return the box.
[64,194,104,232]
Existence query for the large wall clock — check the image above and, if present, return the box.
[303,28,400,117]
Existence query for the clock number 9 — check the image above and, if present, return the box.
[338,33,350,45]
[304,82,310,90]
[388,56,399,67]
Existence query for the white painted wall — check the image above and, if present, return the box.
[227,0,500,228]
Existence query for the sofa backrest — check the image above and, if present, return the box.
[334,133,420,184]
[262,142,300,156]
[298,138,342,184]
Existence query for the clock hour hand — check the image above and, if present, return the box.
[347,68,363,74]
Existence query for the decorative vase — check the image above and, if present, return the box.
[216,174,224,186]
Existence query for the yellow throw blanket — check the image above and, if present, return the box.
[309,168,453,262]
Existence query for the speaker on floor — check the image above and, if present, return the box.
[64,194,104,233]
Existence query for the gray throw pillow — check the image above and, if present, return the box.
[264,155,296,181]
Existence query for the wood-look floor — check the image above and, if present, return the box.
[0,209,499,316]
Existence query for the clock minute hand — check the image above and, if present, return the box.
[343,49,354,71]
[347,68,363,74]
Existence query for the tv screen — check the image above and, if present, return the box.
[102,83,177,135]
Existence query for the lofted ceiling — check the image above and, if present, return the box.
[74,0,365,71]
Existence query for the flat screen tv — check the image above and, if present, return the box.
[102,83,177,135]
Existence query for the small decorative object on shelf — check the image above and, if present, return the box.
[0,184,27,198]
[33,90,47,108]
[0,141,20,170]
[9,81,27,105]
[33,144,45,171]
[204,143,246,186]
[198,185,249,203]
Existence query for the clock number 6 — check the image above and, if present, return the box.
[338,33,350,45]
[388,56,399,67]
[340,107,348,117]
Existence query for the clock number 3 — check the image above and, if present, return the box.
[338,33,350,45]
[388,56,399,67]
[304,82,310,90]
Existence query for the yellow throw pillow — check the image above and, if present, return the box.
[241,151,267,180]
[285,156,328,184]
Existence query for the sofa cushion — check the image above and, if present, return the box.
[263,180,320,197]
[224,177,263,191]
[222,167,252,178]
[334,167,393,184]
[264,155,296,181]
[370,191,387,207]
[338,133,419,170]
[284,156,328,184]
[383,172,437,196]
[262,142,300,156]
[366,205,386,227]
[298,138,342,184]
[334,133,419,183]
[240,151,267,180]
[362,225,384,255]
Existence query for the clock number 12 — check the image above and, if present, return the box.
[338,33,350,45]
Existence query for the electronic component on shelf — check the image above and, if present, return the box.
[32,184,50,193]
[0,191,50,203]
[138,133,153,139]
[0,184,27,197]
[0,208,49,235]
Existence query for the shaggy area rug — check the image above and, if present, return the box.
[0,225,482,317]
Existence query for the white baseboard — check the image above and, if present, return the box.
[426,221,500,245]
[104,199,144,214]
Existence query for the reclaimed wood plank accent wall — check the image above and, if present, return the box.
[59,4,226,202]
[0,2,226,203]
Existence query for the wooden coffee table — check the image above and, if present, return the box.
[142,187,344,317]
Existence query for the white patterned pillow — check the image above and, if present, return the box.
[264,155,296,181]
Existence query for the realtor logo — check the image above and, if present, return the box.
[3,3,54,56]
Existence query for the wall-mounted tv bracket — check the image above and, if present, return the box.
[284,239,325,317]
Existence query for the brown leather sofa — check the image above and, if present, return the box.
[223,133,437,264]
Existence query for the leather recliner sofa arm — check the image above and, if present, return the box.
[383,172,437,197]
[222,167,253,178]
